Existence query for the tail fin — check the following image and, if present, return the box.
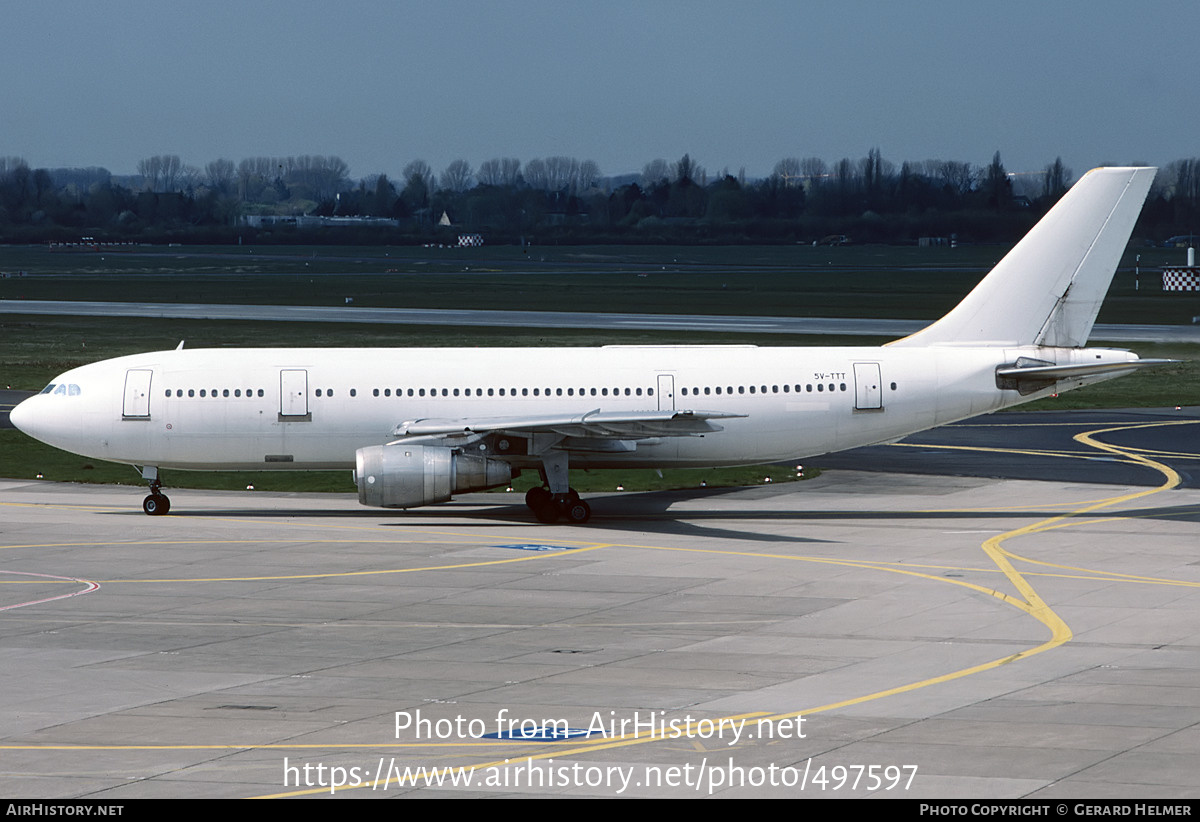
[890,166,1155,348]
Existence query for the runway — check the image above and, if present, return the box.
[3,299,1200,342]
[2,422,1198,797]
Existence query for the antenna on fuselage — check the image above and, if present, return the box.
[176,340,185,350]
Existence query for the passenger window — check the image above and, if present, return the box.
[350,389,357,397]
[200,389,206,397]
[188,389,195,397]
[258,389,264,397]
[373,389,379,397]
[235,389,242,397]
[223,389,230,397]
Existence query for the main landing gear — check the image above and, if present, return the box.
[140,466,171,516]
[524,486,591,524]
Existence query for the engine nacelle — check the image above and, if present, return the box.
[355,444,512,509]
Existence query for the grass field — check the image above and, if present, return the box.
[4,242,1198,324]
[2,242,1195,496]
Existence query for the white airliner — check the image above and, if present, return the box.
[10,167,1167,523]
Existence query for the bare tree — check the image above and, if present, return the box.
[932,160,975,196]
[1042,157,1072,203]
[542,156,580,191]
[523,158,549,190]
[403,160,434,190]
[138,154,182,191]
[772,157,803,187]
[478,157,521,187]
[439,159,474,192]
[641,158,670,187]
[672,154,699,184]
[578,159,601,191]
[205,158,235,195]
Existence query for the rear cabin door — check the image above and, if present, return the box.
[853,362,883,410]
[122,369,153,419]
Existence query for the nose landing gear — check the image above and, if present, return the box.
[139,466,171,516]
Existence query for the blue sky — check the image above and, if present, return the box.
[4,0,1197,181]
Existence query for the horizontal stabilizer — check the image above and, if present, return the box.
[996,358,1175,382]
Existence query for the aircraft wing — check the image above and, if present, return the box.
[392,408,745,440]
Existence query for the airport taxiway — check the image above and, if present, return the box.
[2,451,1199,797]
[4,299,1200,342]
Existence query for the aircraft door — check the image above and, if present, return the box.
[279,369,311,420]
[853,362,883,410]
[657,374,675,411]
[122,369,153,419]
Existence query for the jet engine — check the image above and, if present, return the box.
[355,444,512,508]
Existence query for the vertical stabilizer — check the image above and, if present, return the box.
[890,166,1155,348]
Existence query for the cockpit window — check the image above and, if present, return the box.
[41,383,82,396]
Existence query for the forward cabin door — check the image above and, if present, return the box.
[122,369,153,419]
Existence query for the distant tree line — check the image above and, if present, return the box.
[2,150,1198,245]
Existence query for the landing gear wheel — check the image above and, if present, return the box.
[525,486,551,509]
[563,498,591,524]
[143,493,170,516]
[532,499,560,524]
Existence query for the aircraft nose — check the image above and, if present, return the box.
[8,394,38,436]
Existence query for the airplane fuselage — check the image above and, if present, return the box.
[16,343,1138,474]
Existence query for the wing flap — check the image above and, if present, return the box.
[392,408,744,440]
